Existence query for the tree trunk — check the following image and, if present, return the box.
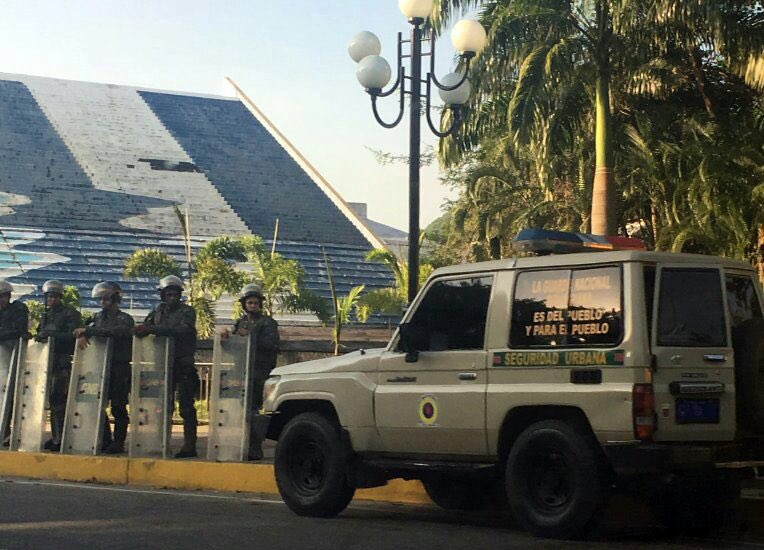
[689,48,716,119]
[489,236,502,260]
[334,322,341,356]
[591,68,615,236]
[758,225,764,283]
[590,1,615,236]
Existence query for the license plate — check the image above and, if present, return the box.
[676,399,720,424]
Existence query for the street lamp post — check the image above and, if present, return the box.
[349,1,486,303]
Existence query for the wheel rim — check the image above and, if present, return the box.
[525,445,574,512]
[287,438,327,496]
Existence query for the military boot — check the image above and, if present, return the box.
[248,422,264,461]
[174,423,197,458]
[44,411,63,452]
[101,415,113,452]
[248,414,268,460]
[105,415,128,454]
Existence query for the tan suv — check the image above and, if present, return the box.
[263,250,764,539]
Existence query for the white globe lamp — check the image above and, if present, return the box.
[451,19,487,55]
[348,31,382,63]
[438,72,471,105]
[356,55,392,90]
[399,0,434,19]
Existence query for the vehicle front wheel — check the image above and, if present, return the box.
[505,419,606,539]
[274,412,355,517]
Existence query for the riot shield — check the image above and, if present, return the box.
[0,338,20,447]
[206,334,253,462]
[128,335,173,459]
[10,340,54,452]
[61,337,112,455]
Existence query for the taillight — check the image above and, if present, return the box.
[633,383,656,441]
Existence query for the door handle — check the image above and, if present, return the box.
[386,376,417,383]
[703,354,727,363]
[458,372,477,381]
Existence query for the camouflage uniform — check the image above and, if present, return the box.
[36,304,82,446]
[83,308,134,447]
[233,312,280,457]
[143,302,198,448]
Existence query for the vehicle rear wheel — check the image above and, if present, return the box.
[505,419,606,539]
[274,412,355,517]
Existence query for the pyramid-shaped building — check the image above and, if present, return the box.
[0,73,392,312]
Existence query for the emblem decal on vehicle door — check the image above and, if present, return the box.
[418,395,439,426]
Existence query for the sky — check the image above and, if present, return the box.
[0,0,468,232]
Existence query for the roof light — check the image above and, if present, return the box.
[513,228,646,255]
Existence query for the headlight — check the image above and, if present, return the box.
[262,375,281,404]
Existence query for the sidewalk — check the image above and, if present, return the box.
[168,424,276,461]
[39,422,276,461]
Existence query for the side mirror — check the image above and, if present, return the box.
[398,323,419,363]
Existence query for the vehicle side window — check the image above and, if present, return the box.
[644,265,656,338]
[657,268,726,347]
[406,276,493,351]
[510,266,623,348]
[726,274,763,328]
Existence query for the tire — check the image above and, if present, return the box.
[650,471,741,535]
[422,474,498,511]
[274,412,355,518]
[505,419,606,539]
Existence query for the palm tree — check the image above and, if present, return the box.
[122,238,245,337]
[433,0,764,235]
[322,247,366,355]
[123,235,332,336]
[357,249,434,318]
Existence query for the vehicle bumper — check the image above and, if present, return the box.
[603,443,672,475]
[602,441,764,476]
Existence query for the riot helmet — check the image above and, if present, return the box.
[42,280,65,296]
[92,281,122,303]
[239,283,264,305]
[157,275,184,293]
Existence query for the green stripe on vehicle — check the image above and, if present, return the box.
[492,349,625,367]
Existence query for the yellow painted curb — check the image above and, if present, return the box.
[0,451,429,505]
[128,459,279,494]
[0,451,128,484]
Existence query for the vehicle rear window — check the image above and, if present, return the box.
[657,268,726,347]
[510,266,622,348]
[726,274,763,328]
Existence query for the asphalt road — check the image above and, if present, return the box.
[0,478,761,550]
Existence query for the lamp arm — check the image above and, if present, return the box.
[370,68,406,129]
[429,57,472,91]
[424,77,462,138]
[378,32,404,98]
[427,34,473,92]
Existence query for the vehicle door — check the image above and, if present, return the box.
[374,275,494,457]
[723,269,764,435]
[649,265,735,441]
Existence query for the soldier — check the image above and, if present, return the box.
[73,281,134,454]
[223,283,280,460]
[34,280,81,452]
[0,280,29,446]
[134,275,198,458]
